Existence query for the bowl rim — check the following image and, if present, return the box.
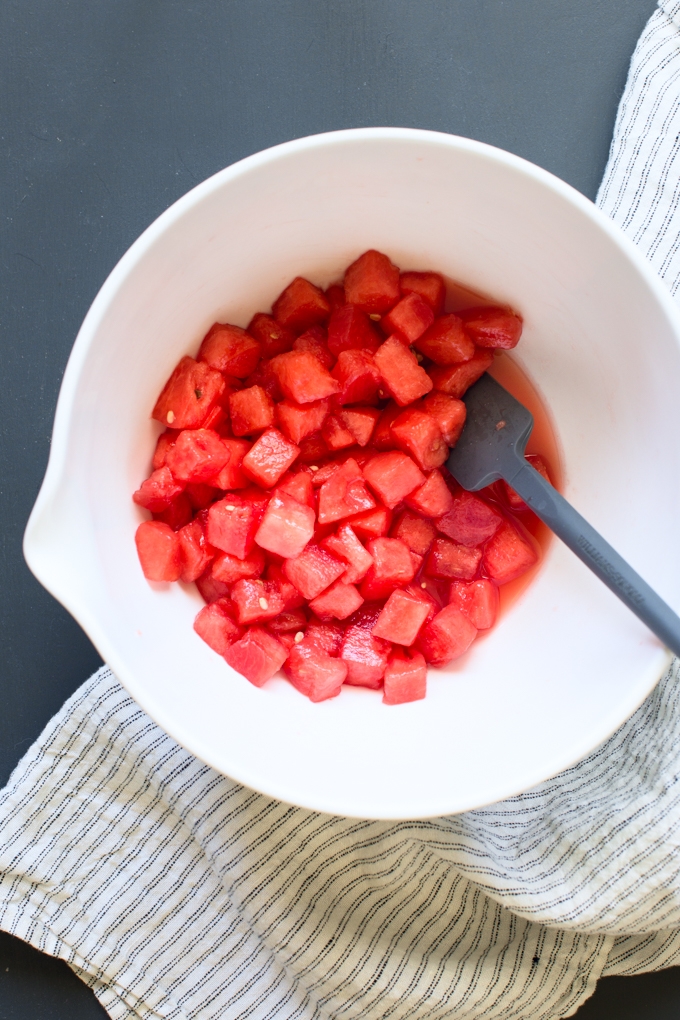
[23,126,680,818]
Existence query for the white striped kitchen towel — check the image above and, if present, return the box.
[3,3,680,1017]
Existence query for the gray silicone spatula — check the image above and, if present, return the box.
[446,372,680,657]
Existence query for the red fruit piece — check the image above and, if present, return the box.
[322,414,356,451]
[372,402,401,450]
[271,350,340,404]
[339,407,380,447]
[503,454,552,510]
[211,547,266,585]
[133,466,184,512]
[293,326,334,369]
[231,579,287,624]
[178,518,215,582]
[135,520,182,581]
[198,322,261,377]
[228,386,275,437]
[306,617,345,655]
[405,470,454,518]
[185,482,219,510]
[244,357,283,402]
[422,392,467,446]
[344,250,400,314]
[322,523,373,584]
[273,276,330,332]
[212,438,251,490]
[416,604,478,666]
[296,432,330,464]
[325,283,346,312]
[349,506,392,540]
[459,305,522,349]
[317,457,376,525]
[332,349,382,405]
[285,640,347,701]
[152,430,178,470]
[383,651,427,705]
[414,314,475,365]
[225,627,289,687]
[449,579,499,630]
[363,451,425,509]
[341,607,391,688]
[277,469,314,508]
[265,563,305,610]
[374,337,433,406]
[437,491,502,547]
[268,608,308,634]
[242,428,300,488]
[327,304,381,357]
[309,579,364,621]
[255,490,315,559]
[372,588,432,646]
[247,312,296,359]
[390,408,448,471]
[194,599,242,656]
[429,349,494,397]
[426,539,482,581]
[360,537,417,600]
[381,292,434,343]
[154,493,193,531]
[164,429,230,483]
[276,398,329,445]
[482,521,538,584]
[207,494,265,559]
[283,543,346,600]
[195,571,231,604]
[399,271,445,315]
[152,356,225,430]
[391,511,436,556]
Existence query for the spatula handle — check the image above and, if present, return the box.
[507,459,680,658]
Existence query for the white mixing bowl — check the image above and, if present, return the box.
[24,127,680,819]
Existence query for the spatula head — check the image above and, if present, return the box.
[446,373,534,490]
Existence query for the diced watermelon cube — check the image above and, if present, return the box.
[305,617,345,655]
[135,520,182,582]
[391,511,436,556]
[211,438,251,489]
[133,466,184,512]
[152,356,226,429]
[231,578,287,624]
[198,322,261,377]
[296,432,330,464]
[200,402,231,435]
[371,402,401,450]
[383,651,427,705]
[309,579,364,621]
[284,640,347,701]
[339,407,380,447]
[429,349,494,397]
[293,326,334,369]
[331,349,382,405]
[224,626,289,687]
[273,276,330,332]
[194,599,242,656]
[363,451,425,509]
[502,454,552,510]
[271,350,340,404]
[283,543,346,600]
[265,563,306,610]
[416,604,478,666]
[211,546,266,585]
[341,608,391,688]
[449,579,499,630]
[381,292,434,343]
[343,250,400,314]
[164,429,230,483]
[321,523,373,584]
[277,469,315,508]
[177,518,215,582]
[195,570,232,604]
[267,608,308,634]
[374,337,433,406]
[153,493,193,531]
[327,304,381,357]
[244,357,284,401]
[325,283,346,311]
[390,408,448,471]
[152,430,178,470]
[255,490,315,559]
[403,582,441,621]
[228,386,275,437]
[422,392,467,446]
[414,314,475,365]
[372,588,432,645]
[321,414,356,451]
[436,491,502,547]
[482,521,538,584]
[426,539,482,581]
[185,482,220,510]
[360,537,417,600]
[404,470,454,518]
[349,506,392,539]
[207,494,265,559]
[317,458,376,525]
[399,271,445,315]
[276,398,329,445]
[247,312,296,358]
[242,428,300,488]
[459,305,522,349]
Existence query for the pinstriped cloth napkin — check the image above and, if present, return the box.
[4,4,680,1017]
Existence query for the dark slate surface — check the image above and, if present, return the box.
[1,1,676,1016]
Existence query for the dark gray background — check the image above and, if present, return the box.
[1,0,676,1017]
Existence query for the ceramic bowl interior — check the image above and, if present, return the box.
[24,128,680,819]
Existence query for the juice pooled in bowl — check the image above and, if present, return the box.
[132,250,560,705]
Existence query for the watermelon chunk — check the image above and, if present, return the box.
[152,430,178,471]
[247,312,296,358]
[293,326,334,369]
[399,271,445,315]
[265,563,306,610]
[482,521,538,584]
[405,470,454,518]
[153,492,193,531]
[349,506,392,539]
[133,466,184,512]
[317,458,376,525]
[271,350,340,404]
[416,604,478,666]
[339,407,380,447]
[449,579,499,630]
[198,322,261,377]
[211,438,251,489]
[321,523,373,584]
[309,579,364,621]
[459,305,522,349]
[255,490,315,559]
[429,349,494,397]
[391,511,436,556]
[390,408,448,471]
[327,304,381,357]
[372,588,432,645]
[242,428,300,488]
[363,451,425,509]
[152,356,225,430]
[360,537,417,600]
[177,518,216,582]
[284,640,347,701]
[426,539,482,581]
[422,392,467,446]
[383,651,427,705]
[372,402,401,450]
[414,314,475,365]
[341,606,391,688]
[325,283,346,312]
[195,570,231,604]
[277,469,314,508]
[207,494,265,559]
[283,544,346,600]
[502,454,551,510]
[135,521,182,581]
[381,292,434,343]
[305,617,345,655]
[185,482,220,510]
[228,386,276,436]
[436,491,502,547]
[194,599,242,656]
[211,547,266,585]
[322,414,356,451]
[164,429,230,483]
[374,337,433,406]
[276,398,329,444]
[224,627,288,687]
[273,276,331,332]
[267,608,308,633]
[343,250,400,314]
[332,349,382,405]
[231,579,287,624]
